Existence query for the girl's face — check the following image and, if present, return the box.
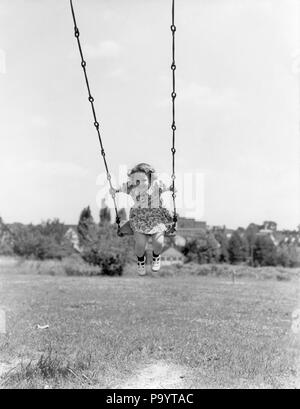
[130,172,149,189]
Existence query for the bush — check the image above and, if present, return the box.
[276,245,300,268]
[276,245,291,267]
[82,246,125,276]
[12,221,74,260]
[81,246,102,266]
[228,231,248,264]
[0,241,14,256]
[79,222,131,276]
[285,246,300,268]
[13,256,103,276]
[0,217,14,255]
[253,235,277,266]
[37,260,66,276]
[77,206,97,246]
[183,232,220,264]
[12,259,66,276]
[100,253,124,276]
[214,231,229,263]
[63,256,102,276]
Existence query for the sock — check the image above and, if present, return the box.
[153,251,160,258]
[137,254,145,262]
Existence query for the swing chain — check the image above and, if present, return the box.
[70,0,121,232]
[171,0,178,226]
[70,0,177,235]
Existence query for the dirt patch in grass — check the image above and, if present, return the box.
[116,360,190,389]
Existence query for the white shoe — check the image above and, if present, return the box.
[152,255,161,272]
[137,257,146,276]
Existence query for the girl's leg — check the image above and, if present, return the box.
[134,232,148,258]
[151,232,164,272]
[152,232,164,256]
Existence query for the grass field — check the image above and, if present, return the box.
[0,264,300,389]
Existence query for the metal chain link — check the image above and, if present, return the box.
[170,0,178,227]
[69,0,121,231]
[70,0,178,234]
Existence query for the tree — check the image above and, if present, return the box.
[99,205,111,225]
[277,244,300,267]
[253,234,277,266]
[245,223,260,265]
[228,231,247,264]
[83,222,128,275]
[183,230,220,264]
[38,219,66,243]
[13,220,74,260]
[0,217,14,255]
[77,206,97,246]
[276,245,291,267]
[287,246,300,267]
[214,230,229,263]
[205,233,221,263]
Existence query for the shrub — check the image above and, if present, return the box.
[253,235,277,266]
[0,217,14,255]
[276,245,300,268]
[13,222,74,260]
[100,253,124,276]
[13,256,102,276]
[37,260,66,276]
[60,254,102,276]
[82,246,125,276]
[228,231,248,264]
[183,232,220,264]
[0,241,14,256]
[77,206,97,246]
[276,245,291,267]
[214,230,229,263]
[80,222,131,276]
[286,246,300,268]
[99,204,111,225]
[82,246,102,266]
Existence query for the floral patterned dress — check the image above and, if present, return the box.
[117,179,173,235]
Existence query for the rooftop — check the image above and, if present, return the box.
[161,247,184,258]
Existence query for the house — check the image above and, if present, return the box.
[253,223,300,248]
[225,228,234,239]
[161,246,185,265]
[210,225,226,232]
[176,217,207,239]
[64,227,81,252]
[262,221,277,231]
[177,217,207,229]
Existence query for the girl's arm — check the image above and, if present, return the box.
[117,182,129,194]
[110,182,129,196]
[157,180,175,193]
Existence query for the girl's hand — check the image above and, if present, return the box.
[169,185,177,193]
[109,187,117,196]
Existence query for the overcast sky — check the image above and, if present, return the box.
[0,0,299,229]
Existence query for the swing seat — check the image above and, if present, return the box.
[165,223,177,237]
[117,220,134,237]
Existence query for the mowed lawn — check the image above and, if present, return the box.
[0,270,299,389]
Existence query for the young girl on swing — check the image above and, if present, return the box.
[110,163,175,275]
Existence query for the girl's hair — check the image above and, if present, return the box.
[128,163,157,185]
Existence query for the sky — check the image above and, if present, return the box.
[0,0,299,230]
